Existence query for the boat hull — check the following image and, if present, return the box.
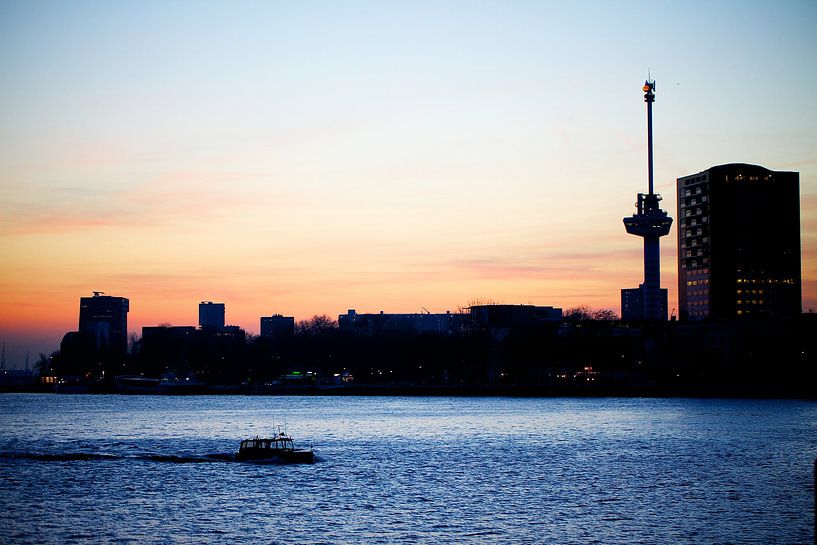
[235,448,314,464]
[115,375,160,394]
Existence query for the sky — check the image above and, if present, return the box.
[1,0,816,366]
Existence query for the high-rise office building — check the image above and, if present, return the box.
[677,163,800,321]
[78,292,129,354]
[199,301,225,330]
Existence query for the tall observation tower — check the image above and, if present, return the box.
[621,80,673,321]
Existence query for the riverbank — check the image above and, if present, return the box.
[2,382,815,399]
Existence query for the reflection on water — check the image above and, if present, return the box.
[1,395,814,544]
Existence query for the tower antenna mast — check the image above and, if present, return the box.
[644,79,655,195]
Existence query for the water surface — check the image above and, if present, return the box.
[1,395,814,544]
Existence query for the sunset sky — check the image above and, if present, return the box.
[2,1,816,365]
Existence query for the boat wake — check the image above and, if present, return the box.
[0,451,238,463]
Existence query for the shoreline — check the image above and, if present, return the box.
[2,383,815,399]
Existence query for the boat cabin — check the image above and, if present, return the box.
[236,430,314,463]
[239,435,295,453]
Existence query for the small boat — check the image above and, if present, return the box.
[115,375,160,394]
[157,372,206,395]
[236,429,314,464]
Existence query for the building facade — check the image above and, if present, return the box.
[78,292,130,354]
[141,326,197,367]
[338,309,463,336]
[621,287,667,322]
[466,305,562,328]
[199,301,225,330]
[677,163,800,321]
[260,315,295,338]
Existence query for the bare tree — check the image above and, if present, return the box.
[295,315,338,336]
[592,309,619,321]
[564,306,619,322]
[564,306,593,322]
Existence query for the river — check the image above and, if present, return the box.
[0,394,814,544]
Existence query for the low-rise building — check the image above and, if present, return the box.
[338,309,463,336]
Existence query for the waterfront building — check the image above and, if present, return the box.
[199,301,225,330]
[677,163,801,321]
[78,292,129,354]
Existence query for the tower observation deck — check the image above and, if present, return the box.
[622,80,673,321]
